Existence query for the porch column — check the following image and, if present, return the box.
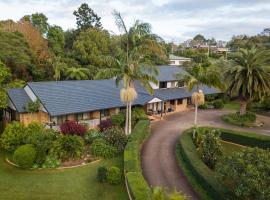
[161,101,164,117]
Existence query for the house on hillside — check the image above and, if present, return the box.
[169,54,191,66]
[4,66,217,129]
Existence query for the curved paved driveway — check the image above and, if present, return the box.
[141,110,270,199]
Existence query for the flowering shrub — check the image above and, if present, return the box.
[99,118,112,132]
[60,120,87,136]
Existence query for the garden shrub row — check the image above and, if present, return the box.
[198,127,270,149]
[178,130,226,200]
[124,120,151,200]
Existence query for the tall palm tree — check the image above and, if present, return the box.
[65,67,90,80]
[177,64,223,129]
[225,47,270,115]
[95,11,160,135]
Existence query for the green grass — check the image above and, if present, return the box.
[0,150,128,200]
[221,140,245,156]
[223,101,240,110]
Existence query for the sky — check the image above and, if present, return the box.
[0,0,269,43]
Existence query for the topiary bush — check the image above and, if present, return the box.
[60,120,87,136]
[91,138,117,159]
[213,99,224,109]
[84,129,103,144]
[111,112,125,127]
[0,121,26,152]
[107,166,121,184]
[103,127,127,152]
[13,144,36,168]
[96,166,107,183]
[99,118,112,132]
[50,135,84,161]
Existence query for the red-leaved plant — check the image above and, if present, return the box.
[60,120,87,136]
[99,118,112,132]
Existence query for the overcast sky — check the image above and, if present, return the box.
[0,0,269,43]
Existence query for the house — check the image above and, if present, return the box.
[4,66,217,128]
[169,54,191,66]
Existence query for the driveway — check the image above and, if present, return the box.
[141,109,270,199]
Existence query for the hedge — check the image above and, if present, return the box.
[198,127,270,149]
[179,130,226,200]
[178,127,270,200]
[124,120,152,200]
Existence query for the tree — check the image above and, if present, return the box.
[47,25,65,56]
[216,148,270,200]
[29,13,49,35]
[177,64,223,130]
[73,3,102,30]
[95,11,159,135]
[51,57,67,81]
[64,67,90,80]
[193,34,206,43]
[0,61,11,109]
[225,47,270,115]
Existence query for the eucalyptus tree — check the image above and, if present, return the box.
[225,47,270,115]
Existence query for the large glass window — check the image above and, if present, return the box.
[159,82,167,89]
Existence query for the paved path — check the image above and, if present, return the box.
[141,109,270,199]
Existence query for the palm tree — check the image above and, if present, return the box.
[65,67,90,80]
[95,11,160,135]
[52,57,67,82]
[177,64,223,129]
[225,47,270,115]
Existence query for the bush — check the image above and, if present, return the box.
[198,103,208,109]
[42,155,61,168]
[0,121,26,152]
[60,120,87,136]
[107,166,121,184]
[111,112,125,127]
[199,130,223,169]
[152,187,187,200]
[51,135,84,161]
[124,120,152,200]
[96,166,107,183]
[99,118,112,132]
[13,144,36,168]
[84,129,103,144]
[221,112,256,127]
[132,107,148,126]
[91,138,117,159]
[216,148,270,200]
[103,127,127,152]
[212,99,224,109]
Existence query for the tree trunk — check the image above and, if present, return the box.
[239,101,247,115]
[128,101,132,135]
[125,102,129,135]
[194,104,198,126]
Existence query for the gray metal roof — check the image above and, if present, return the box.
[8,89,32,113]
[156,65,186,82]
[154,85,218,101]
[27,79,152,116]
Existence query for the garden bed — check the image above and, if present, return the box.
[221,112,263,127]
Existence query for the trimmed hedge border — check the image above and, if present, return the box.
[124,120,151,200]
[178,127,270,200]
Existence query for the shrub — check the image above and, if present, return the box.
[60,120,87,136]
[111,112,125,127]
[103,127,127,152]
[107,166,121,184]
[151,187,187,200]
[99,118,112,132]
[198,103,208,109]
[96,166,107,183]
[0,121,26,152]
[132,107,148,126]
[51,135,84,161]
[42,155,61,168]
[221,112,256,127]
[91,138,117,158]
[216,148,270,200]
[212,99,224,109]
[199,130,223,169]
[13,144,36,168]
[84,129,103,144]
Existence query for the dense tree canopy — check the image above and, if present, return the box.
[22,13,49,35]
[47,25,65,56]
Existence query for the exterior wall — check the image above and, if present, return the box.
[24,85,47,113]
[92,111,100,119]
[20,111,49,126]
[67,114,76,121]
[109,108,119,116]
[164,98,188,112]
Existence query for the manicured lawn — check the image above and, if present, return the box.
[0,151,128,200]
[221,140,245,156]
[223,101,240,110]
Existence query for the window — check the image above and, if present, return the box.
[101,109,110,117]
[170,100,175,105]
[159,82,167,89]
[170,61,175,64]
[177,99,183,105]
